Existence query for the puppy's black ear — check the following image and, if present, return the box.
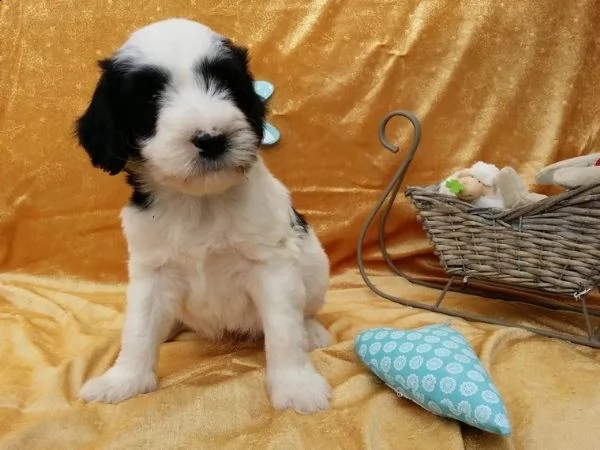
[223,40,266,141]
[75,59,129,175]
[226,42,251,73]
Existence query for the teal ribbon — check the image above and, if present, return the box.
[253,80,280,146]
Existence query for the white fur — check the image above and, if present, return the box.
[127,21,260,194]
[468,161,500,187]
[79,19,332,414]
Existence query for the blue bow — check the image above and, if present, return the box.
[253,80,280,146]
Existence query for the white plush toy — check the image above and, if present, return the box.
[536,152,600,188]
[438,161,505,208]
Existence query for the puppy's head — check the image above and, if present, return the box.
[75,18,266,196]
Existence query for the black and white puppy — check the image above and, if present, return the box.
[75,18,331,414]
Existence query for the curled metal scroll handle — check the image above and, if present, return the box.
[378,110,421,153]
[357,110,430,306]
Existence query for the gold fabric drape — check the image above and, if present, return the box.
[1,1,599,448]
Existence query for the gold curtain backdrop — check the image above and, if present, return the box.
[1,0,599,448]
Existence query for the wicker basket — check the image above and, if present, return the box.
[405,183,600,297]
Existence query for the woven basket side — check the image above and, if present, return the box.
[406,184,600,296]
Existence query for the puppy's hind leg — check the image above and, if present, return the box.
[301,235,331,352]
[303,281,330,352]
[305,318,331,351]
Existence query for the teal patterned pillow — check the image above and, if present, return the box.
[355,324,511,436]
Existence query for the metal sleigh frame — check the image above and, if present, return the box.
[356,110,600,349]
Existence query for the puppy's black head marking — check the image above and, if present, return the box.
[195,40,266,142]
[75,58,169,176]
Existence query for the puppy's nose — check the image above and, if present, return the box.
[191,133,227,159]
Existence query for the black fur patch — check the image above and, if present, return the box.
[75,59,169,175]
[195,40,266,141]
[292,207,309,234]
[126,171,153,210]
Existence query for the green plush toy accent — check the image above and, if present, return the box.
[445,179,465,195]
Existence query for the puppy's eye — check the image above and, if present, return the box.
[122,67,168,105]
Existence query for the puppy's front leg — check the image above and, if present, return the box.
[250,262,331,414]
[79,268,180,403]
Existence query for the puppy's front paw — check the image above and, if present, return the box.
[269,365,331,414]
[79,366,157,403]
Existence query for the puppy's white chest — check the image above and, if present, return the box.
[148,213,262,337]
[120,165,295,340]
[179,246,262,339]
